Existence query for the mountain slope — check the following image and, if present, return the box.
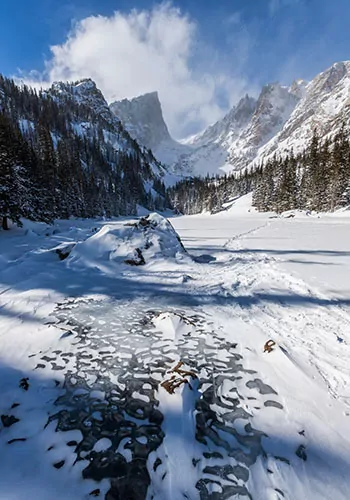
[110,92,192,168]
[0,75,170,224]
[110,91,171,152]
[106,60,350,179]
[46,79,166,179]
[175,61,350,175]
[256,61,350,164]
[175,82,306,175]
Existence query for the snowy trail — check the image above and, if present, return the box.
[173,206,350,408]
[1,209,350,499]
[200,229,350,408]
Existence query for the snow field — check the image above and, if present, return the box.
[0,205,350,499]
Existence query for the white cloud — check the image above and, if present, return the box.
[20,3,252,139]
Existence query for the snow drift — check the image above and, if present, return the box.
[69,213,188,270]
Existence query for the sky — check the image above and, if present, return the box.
[1,0,350,139]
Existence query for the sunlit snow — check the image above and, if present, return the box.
[1,199,350,499]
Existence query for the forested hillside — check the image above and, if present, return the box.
[169,128,350,214]
[2,73,350,229]
[0,76,169,229]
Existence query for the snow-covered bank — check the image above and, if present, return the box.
[0,209,350,499]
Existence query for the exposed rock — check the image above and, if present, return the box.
[296,444,307,461]
[54,243,76,261]
[1,415,20,427]
[89,490,100,497]
[124,248,146,266]
[110,92,171,152]
[53,460,65,469]
[7,438,26,444]
[19,378,29,391]
[70,213,188,270]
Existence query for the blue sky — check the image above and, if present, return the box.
[1,0,349,137]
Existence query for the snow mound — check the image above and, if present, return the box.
[152,312,195,341]
[69,213,187,269]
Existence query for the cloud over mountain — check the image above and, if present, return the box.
[21,3,252,139]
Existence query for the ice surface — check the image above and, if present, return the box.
[1,207,350,499]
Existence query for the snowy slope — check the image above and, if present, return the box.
[179,61,350,176]
[46,79,167,181]
[1,209,350,499]
[175,83,306,176]
[256,61,350,164]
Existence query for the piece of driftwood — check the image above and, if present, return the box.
[161,376,189,394]
[160,361,197,394]
[169,360,197,379]
[263,339,276,353]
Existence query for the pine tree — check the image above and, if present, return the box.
[0,113,26,229]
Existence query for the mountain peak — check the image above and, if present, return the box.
[116,90,160,106]
[174,80,303,175]
[110,91,171,151]
[74,78,98,92]
[289,79,308,98]
[254,60,350,167]
[47,79,115,127]
[51,78,99,95]
[49,78,106,105]
[315,61,349,93]
[136,90,159,100]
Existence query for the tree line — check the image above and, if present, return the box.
[169,127,350,215]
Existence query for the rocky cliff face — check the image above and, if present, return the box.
[110,92,192,170]
[110,91,171,152]
[49,79,113,124]
[187,95,257,149]
[176,62,350,175]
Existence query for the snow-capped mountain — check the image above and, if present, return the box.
[177,94,258,175]
[48,79,114,126]
[46,79,165,177]
[110,92,192,168]
[171,61,350,176]
[20,59,349,191]
[109,79,309,177]
[58,61,350,182]
[256,61,350,164]
[175,81,307,175]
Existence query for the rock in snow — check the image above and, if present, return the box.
[69,213,188,270]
